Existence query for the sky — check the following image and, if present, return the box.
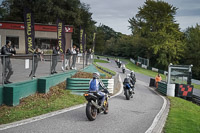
[81,0,200,35]
[0,0,200,35]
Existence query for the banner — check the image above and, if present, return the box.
[84,33,86,52]
[24,8,35,54]
[80,27,85,53]
[57,19,66,53]
[92,32,96,53]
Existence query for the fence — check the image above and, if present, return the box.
[0,53,93,86]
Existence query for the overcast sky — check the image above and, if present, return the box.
[1,0,199,35]
[81,0,200,35]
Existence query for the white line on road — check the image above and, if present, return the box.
[0,75,123,131]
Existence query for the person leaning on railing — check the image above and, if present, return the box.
[1,40,16,84]
[29,47,43,78]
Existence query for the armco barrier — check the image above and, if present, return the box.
[38,70,77,93]
[158,82,167,95]
[66,78,114,94]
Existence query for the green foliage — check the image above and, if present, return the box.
[164,97,200,133]
[183,24,200,79]
[0,0,96,48]
[128,0,185,70]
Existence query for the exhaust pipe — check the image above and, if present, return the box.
[91,101,101,109]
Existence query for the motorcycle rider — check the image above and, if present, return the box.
[122,63,126,73]
[123,74,135,96]
[89,72,109,107]
[130,71,136,85]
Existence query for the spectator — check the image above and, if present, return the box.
[70,45,77,70]
[61,48,71,71]
[86,48,92,65]
[29,47,43,78]
[1,40,16,84]
[155,73,162,88]
[51,46,60,74]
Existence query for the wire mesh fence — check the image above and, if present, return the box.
[0,53,94,85]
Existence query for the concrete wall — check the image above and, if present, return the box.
[0,29,72,53]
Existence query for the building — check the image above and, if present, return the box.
[0,21,73,53]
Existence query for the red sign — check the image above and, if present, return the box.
[0,22,73,33]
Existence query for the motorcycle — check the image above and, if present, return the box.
[122,68,125,73]
[123,83,134,100]
[84,90,109,121]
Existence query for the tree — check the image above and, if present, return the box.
[184,24,200,79]
[0,0,96,47]
[128,0,185,69]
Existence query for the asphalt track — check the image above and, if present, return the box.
[0,60,164,133]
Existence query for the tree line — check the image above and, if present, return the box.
[0,0,199,79]
[95,1,200,80]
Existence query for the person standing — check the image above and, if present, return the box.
[70,45,77,70]
[86,48,92,65]
[1,40,16,84]
[155,73,162,88]
[29,47,43,77]
[51,46,60,74]
[61,48,71,71]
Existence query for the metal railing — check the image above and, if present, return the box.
[0,53,94,86]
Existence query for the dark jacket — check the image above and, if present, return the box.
[1,45,16,62]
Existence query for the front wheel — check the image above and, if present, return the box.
[125,89,130,100]
[104,101,109,114]
[86,102,97,121]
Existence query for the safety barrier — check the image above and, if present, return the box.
[66,78,114,95]
[157,82,167,95]
[0,70,77,106]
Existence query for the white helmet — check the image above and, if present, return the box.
[93,72,100,79]
[131,71,134,75]
[126,74,130,78]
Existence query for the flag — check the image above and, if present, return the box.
[57,19,66,53]
[80,27,84,53]
[24,8,35,54]
[92,32,96,53]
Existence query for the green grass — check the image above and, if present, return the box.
[94,59,109,63]
[124,59,166,80]
[0,82,86,125]
[192,84,200,90]
[93,59,116,76]
[164,97,200,133]
[97,56,200,90]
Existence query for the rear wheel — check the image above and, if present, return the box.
[86,102,97,121]
[125,89,130,100]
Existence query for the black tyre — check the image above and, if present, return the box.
[86,102,97,121]
[125,89,130,100]
[104,101,109,114]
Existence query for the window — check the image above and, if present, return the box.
[35,38,57,50]
[6,36,19,49]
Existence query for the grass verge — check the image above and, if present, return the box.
[94,59,109,63]
[164,97,200,133]
[93,59,116,76]
[0,82,86,125]
[124,59,166,80]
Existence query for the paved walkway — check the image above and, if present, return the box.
[0,58,88,85]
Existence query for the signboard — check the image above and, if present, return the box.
[0,22,73,33]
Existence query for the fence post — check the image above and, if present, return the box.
[50,54,52,75]
[2,56,5,85]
